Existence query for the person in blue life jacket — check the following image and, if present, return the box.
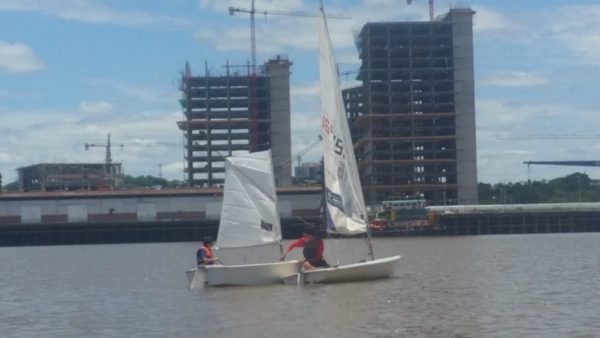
[197,236,218,266]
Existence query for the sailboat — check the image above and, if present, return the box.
[186,150,300,287]
[281,4,401,284]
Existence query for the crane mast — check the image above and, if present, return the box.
[250,0,256,75]
[228,2,351,77]
[85,133,115,165]
[228,2,349,152]
[275,135,322,171]
[407,0,434,21]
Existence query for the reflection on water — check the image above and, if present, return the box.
[1,234,599,337]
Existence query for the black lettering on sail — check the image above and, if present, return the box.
[260,219,273,232]
[333,135,344,156]
[326,188,344,212]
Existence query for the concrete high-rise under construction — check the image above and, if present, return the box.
[343,8,477,205]
[177,56,292,187]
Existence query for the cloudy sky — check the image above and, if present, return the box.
[1,0,599,185]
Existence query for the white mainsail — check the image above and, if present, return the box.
[216,150,282,248]
[319,8,368,235]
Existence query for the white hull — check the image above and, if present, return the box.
[281,255,401,285]
[185,268,202,288]
[186,260,301,287]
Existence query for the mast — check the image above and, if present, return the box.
[365,217,375,260]
[320,156,327,230]
[319,3,374,260]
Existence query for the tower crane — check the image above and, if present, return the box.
[497,134,600,140]
[85,133,178,173]
[228,1,351,75]
[228,1,349,151]
[406,0,434,21]
[85,133,117,165]
[276,135,322,170]
[524,161,600,167]
[84,133,121,188]
[497,133,600,180]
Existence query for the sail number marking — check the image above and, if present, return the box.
[333,136,343,156]
[322,115,332,135]
[322,116,344,156]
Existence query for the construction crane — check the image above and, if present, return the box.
[498,134,600,140]
[523,160,600,182]
[407,0,434,21]
[85,133,178,170]
[84,133,121,188]
[85,133,117,165]
[276,135,322,170]
[339,68,361,81]
[497,133,600,180]
[524,161,600,167]
[228,1,351,75]
[228,1,349,151]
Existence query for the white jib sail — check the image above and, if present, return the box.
[216,150,282,248]
[319,9,368,235]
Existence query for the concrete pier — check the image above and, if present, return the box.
[428,203,600,235]
[0,187,320,246]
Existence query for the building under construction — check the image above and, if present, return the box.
[177,56,292,187]
[17,163,123,192]
[343,8,478,205]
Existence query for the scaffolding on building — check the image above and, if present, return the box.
[17,163,123,192]
[177,56,292,187]
[343,9,477,205]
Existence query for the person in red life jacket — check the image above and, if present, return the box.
[197,236,218,266]
[280,225,328,271]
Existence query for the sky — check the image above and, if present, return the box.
[1,0,600,185]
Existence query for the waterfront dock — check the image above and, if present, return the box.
[428,203,600,235]
[2,189,600,246]
[0,187,320,246]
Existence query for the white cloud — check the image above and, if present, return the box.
[199,0,304,12]
[0,106,184,183]
[193,0,424,57]
[0,0,191,28]
[291,81,319,97]
[476,99,597,138]
[470,4,600,182]
[161,161,185,181]
[473,7,520,32]
[79,100,113,115]
[291,79,359,107]
[364,0,395,5]
[85,79,179,104]
[4,1,600,187]
[545,5,600,65]
[479,71,549,87]
[335,50,361,66]
[475,98,600,183]
[474,4,600,66]
[0,41,45,73]
[291,110,320,135]
[0,89,44,100]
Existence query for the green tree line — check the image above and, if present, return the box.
[478,172,600,204]
[0,175,187,192]
[3,172,600,203]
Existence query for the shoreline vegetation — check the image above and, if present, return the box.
[3,172,600,204]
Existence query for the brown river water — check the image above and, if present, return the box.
[1,234,599,337]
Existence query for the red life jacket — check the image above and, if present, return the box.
[198,245,214,265]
